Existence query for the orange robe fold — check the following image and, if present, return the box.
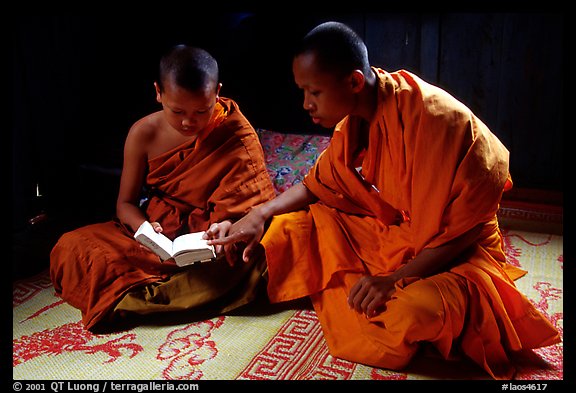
[50,97,276,330]
[262,69,560,379]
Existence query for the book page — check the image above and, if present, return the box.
[172,232,213,256]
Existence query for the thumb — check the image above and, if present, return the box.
[242,241,258,263]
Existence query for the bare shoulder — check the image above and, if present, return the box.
[122,111,165,162]
[127,111,163,143]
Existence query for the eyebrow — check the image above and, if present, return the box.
[197,102,215,112]
[165,101,214,113]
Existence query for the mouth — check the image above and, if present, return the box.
[310,115,321,124]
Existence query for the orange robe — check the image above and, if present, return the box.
[50,97,276,331]
[262,69,560,379]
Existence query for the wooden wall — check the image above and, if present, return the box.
[324,13,563,192]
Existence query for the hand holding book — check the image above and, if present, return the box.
[134,221,216,267]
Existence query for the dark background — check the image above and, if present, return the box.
[12,12,564,279]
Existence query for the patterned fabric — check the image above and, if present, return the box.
[256,129,331,194]
[12,130,562,380]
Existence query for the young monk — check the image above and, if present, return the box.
[205,22,561,379]
[50,45,276,331]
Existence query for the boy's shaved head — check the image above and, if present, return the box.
[295,21,371,77]
[157,45,219,93]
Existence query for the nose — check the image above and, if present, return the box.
[181,117,196,128]
[303,94,314,112]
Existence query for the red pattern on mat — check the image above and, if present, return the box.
[501,230,554,268]
[236,309,405,380]
[13,321,143,366]
[158,317,225,380]
[514,281,563,380]
[500,230,564,380]
[19,299,66,323]
[13,272,52,307]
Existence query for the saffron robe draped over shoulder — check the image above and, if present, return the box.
[262,69,560,379]
[50,97,276,331]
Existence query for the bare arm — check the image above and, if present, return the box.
[348,222,484,317]
[115,124,150,233]
[205,182,318,262]
[256,181,318,222]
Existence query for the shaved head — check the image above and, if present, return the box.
[295,21,371,77]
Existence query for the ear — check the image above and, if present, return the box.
[348,70,366,93]
[154,82,162,103]
[215,82,222,101]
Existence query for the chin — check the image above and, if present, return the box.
[321,120,339,129]
[312,118,333,128]
[180,129,200,136]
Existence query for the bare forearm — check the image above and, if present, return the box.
[116,201,147,233]
[206,183,319,261]
[389,223,484,282]
[257,182,318,221]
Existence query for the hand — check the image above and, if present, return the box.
[205,209,267,263]
[150,221,163,233]
[137,221,164,253]
[348,275,397,318]
[203,220,238,266]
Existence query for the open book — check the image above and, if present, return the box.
[134,221,216,267]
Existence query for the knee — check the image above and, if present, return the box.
[53,230,78,247]
[262,211,314,253]
[51,230,76,259]
[385,278,446,337]
[51,229,87,260]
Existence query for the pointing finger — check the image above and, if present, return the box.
[207,232,244,246]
